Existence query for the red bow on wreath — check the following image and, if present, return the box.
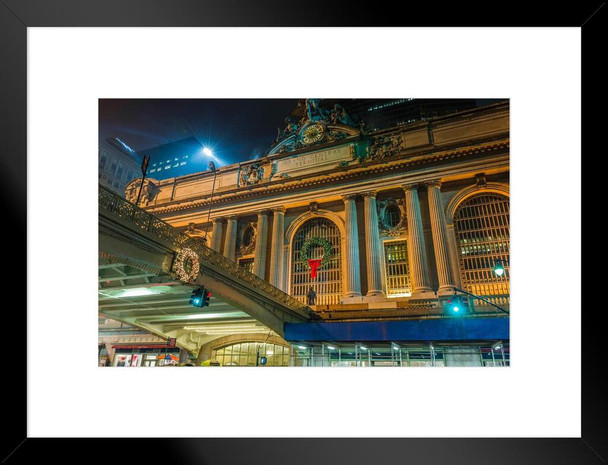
[307,259,323,279]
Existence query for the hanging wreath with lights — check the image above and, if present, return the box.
[173,248,200,282]
[300,237,332,279]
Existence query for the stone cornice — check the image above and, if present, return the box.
[146,139,509,216]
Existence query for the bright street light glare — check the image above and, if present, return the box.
[202,147,213,158]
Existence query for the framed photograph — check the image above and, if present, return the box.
[4,1,602,463]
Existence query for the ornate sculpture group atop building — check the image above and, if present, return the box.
[269,99,361,154]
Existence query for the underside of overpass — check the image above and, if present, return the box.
[98,186,312,355]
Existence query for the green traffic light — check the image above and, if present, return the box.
[493,261,505,277]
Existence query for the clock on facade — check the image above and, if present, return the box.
[301,123,325,145]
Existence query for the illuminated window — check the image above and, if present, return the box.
[453,193,509,302]
[383,240,412,297]
[238,258,254,273]
[291,218,342,305]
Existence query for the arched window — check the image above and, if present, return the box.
[290,217,342,305]
[213,342,291,367]
[453,193,509,302]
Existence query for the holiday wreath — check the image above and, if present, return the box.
[300,237,332,278]
[173,248,200,282]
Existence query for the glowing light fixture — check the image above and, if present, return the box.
[119,288,154,297]
[493,260,506,277]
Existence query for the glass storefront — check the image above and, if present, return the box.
[290,344,508,367]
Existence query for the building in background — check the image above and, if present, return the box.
[99,137,142,196]
[136,137,204,181]
[304,98,486,133]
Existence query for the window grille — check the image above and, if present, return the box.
[453,193,510,302]
[291,218,342,305]
[383,240,412,296]
[384,205,401,228]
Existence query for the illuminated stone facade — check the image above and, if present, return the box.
[126,100,510,321]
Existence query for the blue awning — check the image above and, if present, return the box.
[284,317,509,343]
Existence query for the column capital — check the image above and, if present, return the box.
[402,183,420,192]
[341,193,358,202]
[360,191,377,199]
[257,209,271,217]
[226,214,238,221]
[212,217,225,224]
[271,206,286,214]
[425,179,443,189]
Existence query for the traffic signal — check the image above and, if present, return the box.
[189,287,203,307]
[446,295,469,314]
[201,288,211,307]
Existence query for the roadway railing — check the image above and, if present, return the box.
[99,185,311,319]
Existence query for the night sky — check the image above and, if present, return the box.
[99,99,300,166]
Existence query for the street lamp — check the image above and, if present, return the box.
[203,158,217,245]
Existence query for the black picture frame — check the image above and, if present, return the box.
[2,1,604,463]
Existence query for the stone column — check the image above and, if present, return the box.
[446,223,463,288]
[223,215,238,261]
[269,207,286,289]
[362,192,385,297]
[210,218,224,253]
[403,184,433,297]
[252,210,269,279]
[342,194,362,298]
[427,180,456,295]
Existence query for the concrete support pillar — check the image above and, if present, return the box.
[342,194,362,297]
[223,215,238,261]
[403,184,433,297]
[253,210,269,279]
[362,192,385,297]
[210,218,224,253]
[427,180,456,295]
[269,207,286,288]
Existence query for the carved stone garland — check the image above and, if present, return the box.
[377,198,408,236]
